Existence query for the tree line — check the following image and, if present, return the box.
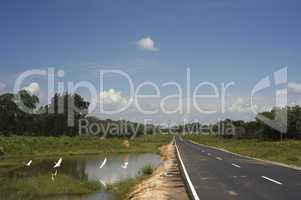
[0,90,89,136]
[0,90,155,137]
[176,106,301,140]
[1,90,301,139]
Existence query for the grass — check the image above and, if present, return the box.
[185,134,301,167]
[0,134,173,158]
[107,165,154,199]
[0,174,101,200]
[140,164,154,175]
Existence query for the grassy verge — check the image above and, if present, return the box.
[0,174,101,200]
[185,134,301,167]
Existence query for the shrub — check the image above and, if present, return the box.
[141,165,153,175]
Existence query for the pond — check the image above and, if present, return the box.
[0,153,162,200]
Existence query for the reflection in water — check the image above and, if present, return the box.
[1,153,161,200]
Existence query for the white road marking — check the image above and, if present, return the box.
[231,163,241,168]
[201,150,205,153]
[207,153,211,156]
[261,176,283,185]
[175,141,200,200]
[216,157,223,161]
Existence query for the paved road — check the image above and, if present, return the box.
[175,136,301,200]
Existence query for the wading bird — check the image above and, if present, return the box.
[53,157,62,168]
[24,160,32,167]
[99,157,107,169]
[121,162,129,169]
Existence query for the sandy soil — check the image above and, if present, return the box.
[126,143,189,200]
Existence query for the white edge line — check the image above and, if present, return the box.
[175,141,200,200]
[231,163,241,168]
[261,176,283,185]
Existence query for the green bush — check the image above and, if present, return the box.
[140,165,153,175]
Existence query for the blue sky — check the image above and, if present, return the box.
[0,0,301,123]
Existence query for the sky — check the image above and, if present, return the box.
[0,0,301,124]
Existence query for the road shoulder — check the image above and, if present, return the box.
[126,143,189,200]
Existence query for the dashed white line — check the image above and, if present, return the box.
[201,150,205,153]
[216,157,223,161]
[261,176,283,185]
[207,153,211,156]
[231,163,241,168]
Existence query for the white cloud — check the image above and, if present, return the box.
[228,96,274,113]
[288,82,301,93]
[24,82,40,94]
[136,36,159,51]
[99,89,128,106]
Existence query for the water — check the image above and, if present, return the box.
[0,153,161,200]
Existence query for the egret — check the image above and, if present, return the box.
[121,162,128,169]
[99,157,107,169]
[25,160,32,167]
[53,157,62,168]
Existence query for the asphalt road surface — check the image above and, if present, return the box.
[175,136,301,200]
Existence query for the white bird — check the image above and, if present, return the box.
[121,162,128,169]
[99,157,107,169]
[25,160,32,167]
[99,178,107,188]
[53,157,62,168]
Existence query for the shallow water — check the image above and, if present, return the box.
[0,153,161,200]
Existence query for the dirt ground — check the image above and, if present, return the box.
[127,143,189,200]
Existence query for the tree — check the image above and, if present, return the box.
[0,90,39,135]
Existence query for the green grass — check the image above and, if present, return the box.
[140,164,154,175]
[0,134,172,158]
[0,174,101,200]
[185,134,301,167]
